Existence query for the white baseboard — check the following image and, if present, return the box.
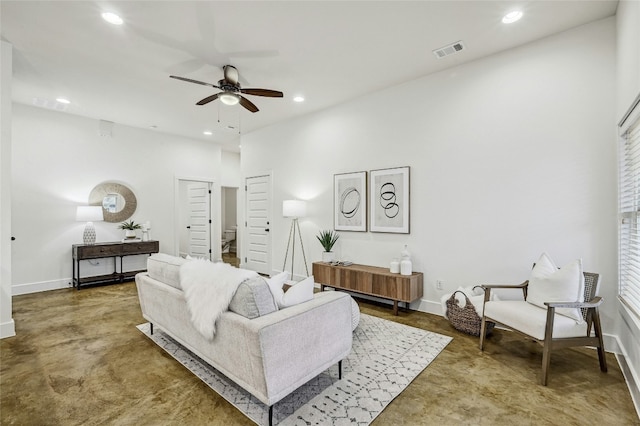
[0,319,15,339]
[12,278,72,295]
[617,352,640,419]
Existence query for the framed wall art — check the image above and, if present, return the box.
[334,171,367,232]
[369,166,410,234]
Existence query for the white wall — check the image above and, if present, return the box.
[616,0,640,407]
[10,104,224,294]
[242,18,618,329]
[221,151,241,187]
[1,40,15,338]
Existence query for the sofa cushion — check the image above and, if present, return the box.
[281,275,315,308]
[147,253,188,290]
[265,271,290,307]
[229,276,278,319]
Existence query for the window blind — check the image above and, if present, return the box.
[619,102,640,318]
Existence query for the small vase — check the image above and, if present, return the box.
[390,258,400,273]
[400,244,412,275]
[125,229,136,239]
[322,251,335,263]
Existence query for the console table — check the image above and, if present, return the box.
[312,262,423,315]
[72,241,159,289]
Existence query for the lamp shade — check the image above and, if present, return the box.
[76,206,104,222]
[282,200,307,218]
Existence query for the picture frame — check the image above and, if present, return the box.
[334,171,367,232]
[369,166,410,234]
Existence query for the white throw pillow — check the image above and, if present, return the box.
[526,253,585,323]
[281,275,315,308]
[265,271,290,307]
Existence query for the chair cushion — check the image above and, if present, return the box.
[526,253,585,322]
[484,300,588,340]
[228,276,278,319]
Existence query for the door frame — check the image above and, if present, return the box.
[242,172,273,274]
[174,176,219,260]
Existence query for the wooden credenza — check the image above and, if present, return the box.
[312,262,423,315]
[72,241,159,289]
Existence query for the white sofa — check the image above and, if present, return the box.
[135,254,353,425]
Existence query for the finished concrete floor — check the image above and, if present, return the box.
[1,281,638,425]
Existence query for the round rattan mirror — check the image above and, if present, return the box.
[89,182,137,223]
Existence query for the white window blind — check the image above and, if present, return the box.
[619,97,640,318]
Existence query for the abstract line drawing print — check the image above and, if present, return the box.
[370,167,409,233]
[334,172,367,232]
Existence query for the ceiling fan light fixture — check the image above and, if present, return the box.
[219,92,240,106]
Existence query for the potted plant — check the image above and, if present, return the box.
[316,230,339,263]
[119,220,142,239]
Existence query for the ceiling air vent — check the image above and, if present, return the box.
[432,41,465,59]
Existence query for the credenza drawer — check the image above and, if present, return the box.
[121,241,159,254]
[75,244,121,258]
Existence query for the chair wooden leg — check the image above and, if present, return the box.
[593,308,608,373]
[479,316,487,350]
[541,308,556,386]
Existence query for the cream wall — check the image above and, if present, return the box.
[616,0,640,407]
[242,19,617,328]
[10,103,224,294]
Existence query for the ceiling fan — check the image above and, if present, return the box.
[170,65,283,113]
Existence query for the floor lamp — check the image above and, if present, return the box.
[282,200,309,278]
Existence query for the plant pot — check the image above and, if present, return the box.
[322,251,335,263]
[125,229,136,239]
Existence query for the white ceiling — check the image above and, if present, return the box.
[1,1,618,152]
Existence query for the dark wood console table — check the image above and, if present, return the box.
[312,262,423,315]
[72,241,159,289]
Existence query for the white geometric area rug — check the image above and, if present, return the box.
[137,314,452,425]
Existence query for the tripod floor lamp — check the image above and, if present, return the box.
[282,200,309,278]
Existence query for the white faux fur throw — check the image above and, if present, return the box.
[180,259,258,340]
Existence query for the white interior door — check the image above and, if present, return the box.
[187,182,211,259]
[244,175,271,274]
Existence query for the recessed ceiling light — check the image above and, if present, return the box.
[502,11,523,24]
[238,145,242,149]
[101,12,124,25]
[293,96,305,103]
[55,97,70,104]
[203,131,213,136]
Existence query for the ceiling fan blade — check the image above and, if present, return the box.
[240,88,284,98]
[196,93,220,105]
[170,75,220,89]
[239,96,259,113]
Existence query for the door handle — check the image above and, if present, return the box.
[265,228,270,232]
[186,226,191,229]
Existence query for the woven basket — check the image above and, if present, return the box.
[445,290,495,337]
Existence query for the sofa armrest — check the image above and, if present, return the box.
[246,291,353,405]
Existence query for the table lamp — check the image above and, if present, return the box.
[76,206,104,245]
